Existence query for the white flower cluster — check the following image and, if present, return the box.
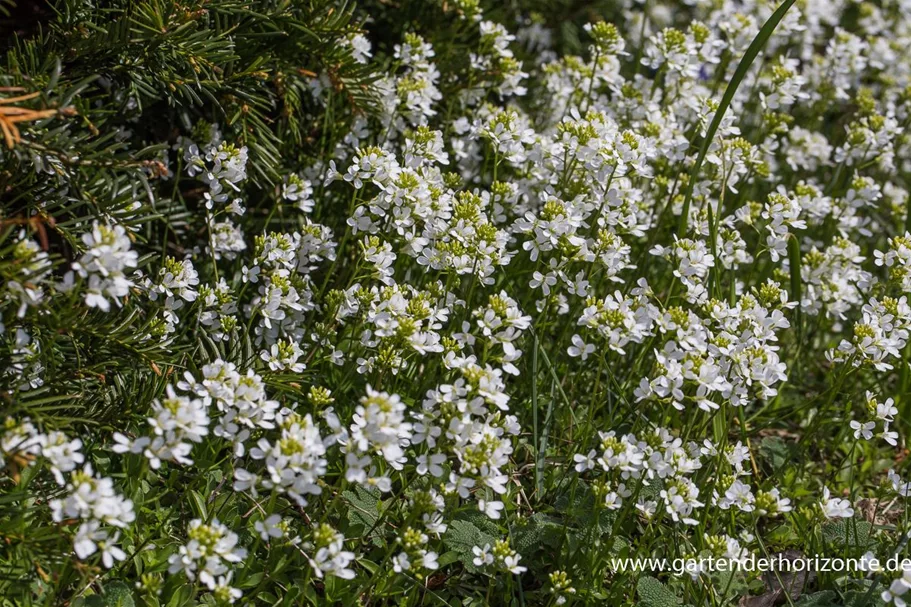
[51,464,135,568]
[573,427,706,523]
[168,518,246,599]
[180,360,280,455]
[70,222,138,312]
[113,385,210,468]
[184,139,250,259]
[632,285,791,411]
[1,418,133,568]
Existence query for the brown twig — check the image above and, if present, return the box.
[0,92,75,149]
[0,213,57,250]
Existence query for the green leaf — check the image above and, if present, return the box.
[239,572,265,589]
[794,591,837,606]
[905,183,911,233]
[454,508,500,537]
[554,480,616,532]
[637,576,679,607]
[821,520,874,550]
[443,519,497,573]
[356,558,379,574]
[187,489,207,520]
[437,551,461,567]
[707,203,720,298]
[758,436,794,470]
[165,584,195,607]
[707,568,751,604]
[342,485,382,546]
[843,588,888,607]
[510,513,563,555]
[101,581,135,607]
[278,586,301,607]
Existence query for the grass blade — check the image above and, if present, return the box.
[788,233,803,339]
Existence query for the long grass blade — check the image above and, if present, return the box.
[677,0,798,235]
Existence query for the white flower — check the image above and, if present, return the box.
[416,452,446,477]
[821,487,854,519]
[50,464,136,529]
[850,420,875,440]
[351,386,412,469]
[719,479,755,512]
[573,450,597,472]
[479,499,505,520]
[168,519,247,590]
[472,544,494,567]
[72,222,138,311]
[393,552,411,573]
[40,431,84,485]
[307,524,355,580]
[422,551,439,570]
[567,335,596,360]
[73,521,127,569]
[880,424,899,447]
[889,470,911,497]
[212,574,243,604]
[255,514,284,541]
[73,521,100,559]
[502,552,527,575]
